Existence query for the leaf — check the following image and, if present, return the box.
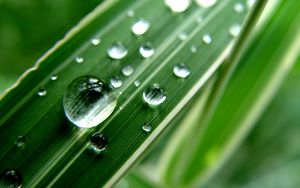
[0,0,250,187]
[159,0,300,187]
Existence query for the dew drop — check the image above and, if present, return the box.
[0,170,23,188]
[127,10,135,17]
[90,133,108,154]
[190,45,197,53]
[131,19,150,36]
[173,64,190,78]
[142,123,152,132]
[134,80,141,87]
[195,0,217,8]
[15,136,25,149]
[143,84,166,106]
[165,0,191,13]
[107,42,128,60]
[196,16,203,23]
[202,34,212,44]
[50,75,58,81]
[75,56,84,63]
[234,3,245,13]
[229,24,241,37]
[122,65,134,77]
[63,76,117,128]
[178,32,188,41]
[91,38,101,46]
[139,43,154,58]
[110,76,123,88]
[37,88,47,97]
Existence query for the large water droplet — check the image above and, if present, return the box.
[91,38,101,46]
[131,19,150,36]
[234,3,245,13]
[122,65,134,77]
[229,24,241,37]
[90,133,108,154]
[143,84,166,106]
[139,43,154,58]
[142,123,152,132]
[202,34,212,44]
[195,0,216,8]
[110,76,123,88]
[37,88,47,97]
[63,76,117,128]
[75,57,84,63]
[15,136,26,149]
[165,0,191,13]
[0,170,23,188]
[173,64,190,78]
[107,42,128,60]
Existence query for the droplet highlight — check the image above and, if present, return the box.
[75,57,84,64]
[0,170,23,188]
[165,0,191,13]
[107,42,128,60]
[91,38,101,46]
[50,75,58,81]
[15,136,26,149]
[195,0,216,8]
[37,88,47,97]
[134,80,141,87]
[190,45,197,53]
[234,3,245,13]
[131,19,150,36]
[139,43,154,58]
[173,64,190,78]
[143,84,166,106]
[63,76,117,128]
[110,76,123,88]
[90,133,108,154]
[229,24,241,37]
[142,123,152,133]
[178,32,188,41]
[127,10,135,17]
[202,34,212,44]
[122,65,134,77]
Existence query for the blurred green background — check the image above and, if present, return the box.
[0,0,103,93]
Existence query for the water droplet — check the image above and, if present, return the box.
[196,16,203,23]
[247,0,256,9]
[195,0,216,8]
[142,123,152,132]
[122,65,134,77]
[37,88,47,97]
[234,3,245,13]
[139,43,154,58]
[91,38,101,46]
[0,170,23,188]
[50,75,58,81]
[143,84,166,106]
[63,76,117,128]
[75,57,84,63]
[110,76,123,88]
[107,42,128,60]
[202,34,212,44]
[229,24,241,37]
[190,45,197,53]
[90,133,108,154]
[173,64,190,78]
[127,10,135,17]
[15,136,25,149]
[134,80,141,87]
[178,32,188,41]
[165,0,191,13]
[131,19,150,36]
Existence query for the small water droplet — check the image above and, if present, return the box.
[107,42,128,60]
[37,88,47,97]
[178,32,188,41]
[63,76,117,128]
[165,0,191,13]
[90,133,108,154]
[190,45,197,53]
[247,0,256,9]
[131,19,150,36]
[15,136,25,149]
[0,170,23,188]
[229,24,241,37]
[122,65,134,77]
[50,75,58,81]
[134,80,141,87]
[234,3,245,13]
[173,64,190,78]
[127,10,135,17]
[196,16,203,23]
[142,123,152,132]
[139,43,154,58]
[75,57,84,63]
[91,38,101,46]
[110,76,123,88]
[202,34,212,44]
[195,0,217,8]
[143,84,166,106]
